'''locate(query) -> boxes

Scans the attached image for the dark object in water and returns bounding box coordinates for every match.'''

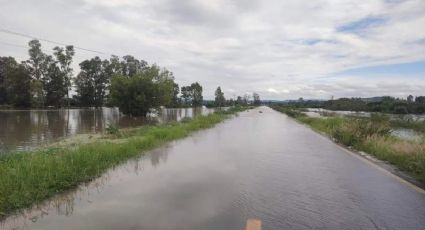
[259,111,263,113]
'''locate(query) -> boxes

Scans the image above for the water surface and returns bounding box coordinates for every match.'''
[2,107,425,230]
[0,107,215,153]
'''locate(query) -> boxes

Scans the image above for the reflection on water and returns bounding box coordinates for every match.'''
[305,108,425,121]
[0,107,215,153]
[0,144,170,230]
[391,128,423,141]
[1,107,425,230]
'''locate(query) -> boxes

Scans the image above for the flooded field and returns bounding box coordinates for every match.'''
[305,108,425,121]
[0,107,215,153]
[2,107,425,230]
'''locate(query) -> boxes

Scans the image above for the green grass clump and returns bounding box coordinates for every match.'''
[0,107,249,218]
[271,105,425,183]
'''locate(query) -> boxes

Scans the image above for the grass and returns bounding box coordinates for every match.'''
[0,106,250,218]
[271,105,425,183]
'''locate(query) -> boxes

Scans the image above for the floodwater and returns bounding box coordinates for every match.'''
[0,107,215,153]
[391,128,423,141]
[2,107,425,229]
[305,108,425,121]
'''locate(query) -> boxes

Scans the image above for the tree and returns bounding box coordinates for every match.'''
[121,55,147,77]
[168,82,180,107]
[214,86,225,107]
[44,55,67,107]
[53,45,75,107]
[191,82,203,106]
[253,93,261,105]
[407,95,414,103]
[236,96,244,105]
[75,57,110,107]
[181,86,191,105]
[0,57,31,107]
[27,40,47,107]
[110,65,177,116]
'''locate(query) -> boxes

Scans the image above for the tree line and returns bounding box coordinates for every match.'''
[322,96,425,114]
[0,39,261,116]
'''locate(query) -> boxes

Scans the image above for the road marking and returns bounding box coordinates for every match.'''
[246,219,262,230]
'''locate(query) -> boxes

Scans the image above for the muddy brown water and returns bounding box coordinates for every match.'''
[1,107,425,229]
[0,107,215,153]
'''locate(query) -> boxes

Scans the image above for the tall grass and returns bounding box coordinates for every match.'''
[0,106,249,218]
[271,105,425,183]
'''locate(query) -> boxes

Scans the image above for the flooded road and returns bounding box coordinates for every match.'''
[0,107,215,153]
[2,107,425,230]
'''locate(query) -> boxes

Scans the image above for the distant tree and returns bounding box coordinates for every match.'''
[214,86,225,107]
[168,82,180,107]
[27,40,47,107]
[191,82,203,106]
[253,93,261,105]
[121,55,148,77]
[407,95,414,103]
[0,57,10,104]
[181,86,191,105]
[75,57,106,107]
[416,96,425,104]
[43,55,67,107]
[53,45,75,107]
[110,65,176,116]
[236,96,244,105]
[0,57,31,107]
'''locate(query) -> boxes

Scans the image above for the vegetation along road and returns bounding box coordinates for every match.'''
[2,107,424,230]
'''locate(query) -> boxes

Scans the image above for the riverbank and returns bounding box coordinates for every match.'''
[271,105,425,184]
[0,106,251,218]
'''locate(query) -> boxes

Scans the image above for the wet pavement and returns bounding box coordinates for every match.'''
[2,106,425,230]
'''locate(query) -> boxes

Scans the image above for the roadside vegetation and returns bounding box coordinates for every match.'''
[0,106,250,218]
[271,105,425,183]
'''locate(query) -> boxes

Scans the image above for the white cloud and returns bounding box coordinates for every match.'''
[0,0,424,99]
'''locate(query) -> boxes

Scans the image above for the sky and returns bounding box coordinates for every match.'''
[0,0,425,100]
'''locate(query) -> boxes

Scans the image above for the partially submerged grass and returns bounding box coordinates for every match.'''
[0,106,249,218]
[271,105,425,183]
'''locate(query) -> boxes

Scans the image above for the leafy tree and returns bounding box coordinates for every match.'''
[191,82,203,106]
[253,93,261,105]
[110,65,176,116]
[236,96,244,105]
[181,86,191,105]
[0,57,31,107]
[214,86,225,107]
[75,57,110,107]
[43,55,67,107]
[121,55,148,77]
[407,95,414,103]
[53,45,75,107]
[170,82,180,107]
[27,40,47,107]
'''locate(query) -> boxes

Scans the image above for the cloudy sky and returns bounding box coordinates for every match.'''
[1,0,425,100]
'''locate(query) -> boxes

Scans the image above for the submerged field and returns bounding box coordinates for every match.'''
[0,106,250,218]
[271,106,425,184]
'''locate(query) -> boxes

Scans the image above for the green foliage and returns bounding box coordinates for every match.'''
[214,86,225,107]
[105,123,120,135]
[0,57,31,107]
[0,106,249,218]
[253,93,261,105]
[323,96,425,114]
[180,82,203,107]
[109,65,177,116]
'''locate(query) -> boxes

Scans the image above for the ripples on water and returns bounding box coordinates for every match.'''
[0,107,216,153]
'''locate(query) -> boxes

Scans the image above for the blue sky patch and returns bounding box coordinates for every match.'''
[336,60,425,77]
[337,16,386,34]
